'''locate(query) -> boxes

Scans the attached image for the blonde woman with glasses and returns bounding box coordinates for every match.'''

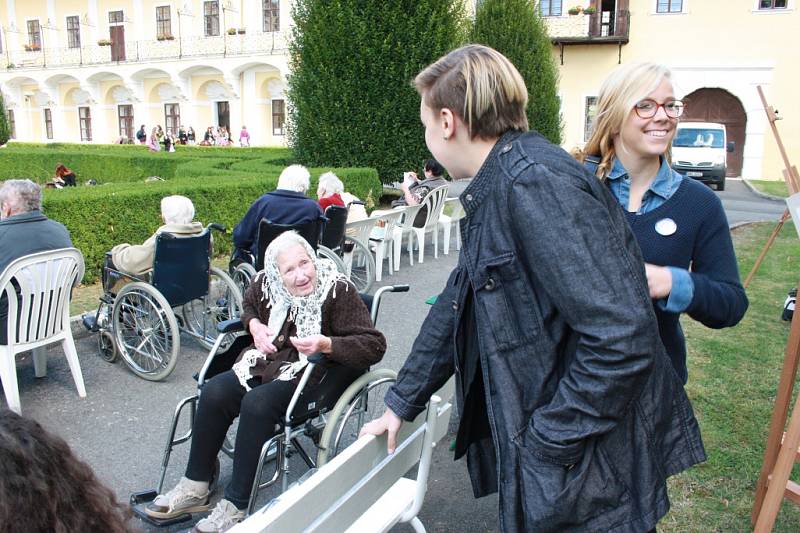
[574,62,747,386]
[362,46,706,532]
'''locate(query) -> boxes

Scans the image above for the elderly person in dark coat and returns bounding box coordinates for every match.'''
[0,180,72,344]
[232,165,323,266]
[145,230,386,532]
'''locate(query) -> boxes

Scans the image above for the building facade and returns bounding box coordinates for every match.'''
[0,1,797,181]
[543,0,798,180]
[0,0,289,147]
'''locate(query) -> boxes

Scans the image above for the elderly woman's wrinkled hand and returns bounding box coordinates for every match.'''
[249,319,277,354]
[289,334,332,355]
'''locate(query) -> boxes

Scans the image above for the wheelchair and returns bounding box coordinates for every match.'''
[322,203,376,294]
[91,223,243,381]
[130,283,408,526]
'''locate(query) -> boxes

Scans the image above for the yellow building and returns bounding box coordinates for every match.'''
[0,0,289,146]
[542,0,798,180]
[1,0,797,181]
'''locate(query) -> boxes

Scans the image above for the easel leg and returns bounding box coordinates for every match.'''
[744,210,790,289]
[752,279,800,523]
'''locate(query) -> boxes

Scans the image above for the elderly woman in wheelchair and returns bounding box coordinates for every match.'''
[144,230,386,532]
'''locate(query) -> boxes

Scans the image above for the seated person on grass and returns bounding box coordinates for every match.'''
[231,165,323,266]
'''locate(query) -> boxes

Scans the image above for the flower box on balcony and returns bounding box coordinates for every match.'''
[24,44,41,52]
[227,28,237,35]
[568,7,582,15]
[583,7,597,14]
[237,28,246,34]
[98,39,112,46]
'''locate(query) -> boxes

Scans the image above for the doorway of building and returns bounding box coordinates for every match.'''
[216,101,230,131]
[109,11,126,62]
[118,104,133,141]
[681,88,746,176]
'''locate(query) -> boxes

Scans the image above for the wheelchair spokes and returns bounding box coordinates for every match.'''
[181,267,243,349]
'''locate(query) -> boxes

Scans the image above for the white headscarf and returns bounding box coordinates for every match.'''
[233,233,348,390]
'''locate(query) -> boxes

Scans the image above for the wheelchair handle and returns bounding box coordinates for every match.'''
[388,284,409,293]
[207,223,227,233]
[347,200,366,206]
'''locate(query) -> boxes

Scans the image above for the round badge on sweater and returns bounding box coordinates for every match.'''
[655,218,677,236]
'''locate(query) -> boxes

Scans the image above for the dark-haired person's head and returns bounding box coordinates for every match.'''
[423,159,444,178]
[0,409,134,533]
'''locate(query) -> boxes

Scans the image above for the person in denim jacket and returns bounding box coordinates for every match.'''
[574,63,747,383]
[361,45,706,532]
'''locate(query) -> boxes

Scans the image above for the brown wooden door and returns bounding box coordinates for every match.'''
[110,26,126,62]
[682,88,746,176]
[217,101,230,131]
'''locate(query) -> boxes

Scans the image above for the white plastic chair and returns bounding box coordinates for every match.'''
[0,248,86,414]
[404,185,449,265]
[368,210,405,282]
[391,204,424,272]
[438,197,466,255]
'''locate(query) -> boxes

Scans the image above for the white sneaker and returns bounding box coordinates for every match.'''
[144,478,210,519]
[192,499,246,533]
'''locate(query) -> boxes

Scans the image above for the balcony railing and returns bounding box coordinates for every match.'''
[546,10,630,43]
[4,32,288,70]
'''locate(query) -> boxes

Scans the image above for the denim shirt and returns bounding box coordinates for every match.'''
[604,157,693,314]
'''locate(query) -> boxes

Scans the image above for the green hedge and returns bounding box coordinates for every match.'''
[16,144,382,283]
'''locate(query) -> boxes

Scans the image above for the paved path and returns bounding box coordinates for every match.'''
[3,176,781,532]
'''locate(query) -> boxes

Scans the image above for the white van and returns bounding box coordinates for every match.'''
[671,122,734,191]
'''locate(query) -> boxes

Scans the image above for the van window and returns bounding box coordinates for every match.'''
[673,128,724,149]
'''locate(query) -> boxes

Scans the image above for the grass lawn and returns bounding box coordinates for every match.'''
[661,221,800,531]
[67,220,800,530]
[747,179,791,198]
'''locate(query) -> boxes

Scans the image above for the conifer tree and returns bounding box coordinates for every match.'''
[472,0,562,144]
[288,0,466,182]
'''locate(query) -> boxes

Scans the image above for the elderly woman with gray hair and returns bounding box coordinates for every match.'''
[110,195,203,276]
[145,230,386,532]
[316,171,368,226]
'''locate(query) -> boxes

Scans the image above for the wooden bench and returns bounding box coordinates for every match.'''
[230,379,454,532]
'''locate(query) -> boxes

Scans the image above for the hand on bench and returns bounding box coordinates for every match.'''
[360,408,404,454]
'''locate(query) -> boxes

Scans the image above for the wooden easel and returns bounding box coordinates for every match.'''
[743,86,800,288]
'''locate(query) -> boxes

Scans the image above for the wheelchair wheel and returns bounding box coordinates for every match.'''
[317,246,347,276]
[343,237,375,293]
[112,282,180,381]
[98,330,118,363]
[182,267,243,349]
[316,368,397,466]
[232,262,257,296]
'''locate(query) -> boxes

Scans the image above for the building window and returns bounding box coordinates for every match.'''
[165,103,180,134]
[27,20,42,48]
[79,107,92,141]
[156,6,172,38]
[66,16,81,48]
[272,99,285,136]
[263,0,280,32]
[204,1,220,36]
[656,0,683,13]
[540,0,563,16]
[584,96,598,142]
[118,105,134,140]
[759,0,787,8]
[109,11,124,24]
[7,110,15,139]
[44,108,53,139]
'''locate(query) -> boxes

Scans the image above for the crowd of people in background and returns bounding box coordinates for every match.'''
[135,124,252,152]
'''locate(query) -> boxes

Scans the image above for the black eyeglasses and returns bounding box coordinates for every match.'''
[633,99,685,119]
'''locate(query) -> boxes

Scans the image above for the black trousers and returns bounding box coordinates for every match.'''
[185,369,296,509]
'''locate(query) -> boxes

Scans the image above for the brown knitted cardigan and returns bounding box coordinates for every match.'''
[237,278,386,385]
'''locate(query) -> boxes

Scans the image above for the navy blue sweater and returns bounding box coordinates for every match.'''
[624,178,748,382]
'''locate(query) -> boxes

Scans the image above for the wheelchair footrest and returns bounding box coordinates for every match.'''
[130,490,193,528]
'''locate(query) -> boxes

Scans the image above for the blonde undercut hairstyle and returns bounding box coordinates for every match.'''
[414,44,529,140]
[574,62,674,179]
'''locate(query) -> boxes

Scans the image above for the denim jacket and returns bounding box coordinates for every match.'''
[385,130,706,532]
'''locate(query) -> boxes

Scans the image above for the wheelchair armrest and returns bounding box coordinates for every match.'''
[217,319,245,334]
[208,223,227,233]
[307,352,327,364]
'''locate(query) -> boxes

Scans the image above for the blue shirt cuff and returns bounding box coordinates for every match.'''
[657,267,694,313]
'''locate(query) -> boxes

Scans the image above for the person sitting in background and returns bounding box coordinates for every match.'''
[317,171,346,211]
[148,127,161,152]
[110,195,203,277]
[136,124,147,144]
[178,125,188,145]
[202,126,214,146]
[54,164,77,187]
[0,409,136,533]
[232,165,323,265]
[144,231,386,531]
[391,159,447,209]
[187,126,196,145]
[0,180,72,345]
[239,125,251,147]
[163,130,175,153]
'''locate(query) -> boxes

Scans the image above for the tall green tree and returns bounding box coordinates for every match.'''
[0,93,11,146]
[288,0,467,183]
[471,0,562,144]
